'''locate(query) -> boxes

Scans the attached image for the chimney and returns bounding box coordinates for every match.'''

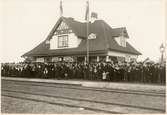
[91,12,98,23]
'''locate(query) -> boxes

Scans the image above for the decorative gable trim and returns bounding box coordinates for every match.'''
[46,17,76,41]
[53,20,72,35]
[57,21,69,30]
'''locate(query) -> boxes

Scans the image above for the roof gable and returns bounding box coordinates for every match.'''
[111,27,129,38]
[45,17,87,41]
[22,17,141,57]
[44,17,130,42]
[56,21,69,31]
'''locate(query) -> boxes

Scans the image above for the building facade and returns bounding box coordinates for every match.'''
[22,16,141,63]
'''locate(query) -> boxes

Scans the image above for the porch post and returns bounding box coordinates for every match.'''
[84,56,87,63]
[97,56,99,62]
[106,56,109,62]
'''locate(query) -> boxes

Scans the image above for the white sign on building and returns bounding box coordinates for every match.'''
[36,58,44,62]
[63,57,74,62]
[52,57,59,62]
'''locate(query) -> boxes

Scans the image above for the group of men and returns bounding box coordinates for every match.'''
[1,61,166,84]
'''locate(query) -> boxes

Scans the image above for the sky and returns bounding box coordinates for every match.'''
[0,0,166,62]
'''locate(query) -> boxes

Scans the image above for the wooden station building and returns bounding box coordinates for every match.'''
[22,15,141,63]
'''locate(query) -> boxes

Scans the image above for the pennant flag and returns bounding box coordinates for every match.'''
[60,0,63,17]
[85,1,89,21]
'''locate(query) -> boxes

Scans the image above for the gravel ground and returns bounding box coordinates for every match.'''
[1,96,98,114]
[2,91,163,114]
[1,80,166,114]
[3,82,165,110]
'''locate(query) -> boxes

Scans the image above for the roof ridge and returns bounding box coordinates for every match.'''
[112,27,126,29]
[63,17,86,24]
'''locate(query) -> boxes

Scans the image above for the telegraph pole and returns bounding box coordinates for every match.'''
[160,43,165,64]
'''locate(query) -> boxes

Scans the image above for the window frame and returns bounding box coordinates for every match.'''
[58,35,69,48]
[88,33,96,39]
[120,36,126,47]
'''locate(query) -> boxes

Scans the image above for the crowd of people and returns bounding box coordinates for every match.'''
[1,61,166,84]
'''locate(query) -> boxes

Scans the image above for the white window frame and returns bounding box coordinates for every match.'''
[120,36,126,47]
[58,35,68,48]
[88,33,96,39]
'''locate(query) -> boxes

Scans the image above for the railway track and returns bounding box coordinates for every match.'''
[2,92,120,114]
[2,79,165,113]
[2,89,165,114]
[2,79,165,97]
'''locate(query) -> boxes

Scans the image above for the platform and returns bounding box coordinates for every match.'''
[1,77,166,92]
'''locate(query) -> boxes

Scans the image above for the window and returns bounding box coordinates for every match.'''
[36,58,44,62]
[58,35,68,48]
[120,36,126,47]
[88,33,96,39]
[114,36,126,47]
[52,57,59,62]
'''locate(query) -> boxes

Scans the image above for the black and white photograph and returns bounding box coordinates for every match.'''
[1,0,166,114]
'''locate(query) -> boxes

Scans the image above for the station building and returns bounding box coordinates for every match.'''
[22,14,141,63]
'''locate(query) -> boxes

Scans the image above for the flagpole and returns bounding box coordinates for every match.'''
[60,0,63,17]
[86,16,89,63]
[86,1,89,63]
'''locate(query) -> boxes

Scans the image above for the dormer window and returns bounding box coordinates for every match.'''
[120,36,126,47]
[114,36,126,47]
[88,33,96,39]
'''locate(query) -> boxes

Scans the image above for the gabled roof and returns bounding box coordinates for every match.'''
[111,27,129,38]
[23,17,141,57]
[46,17,87,40]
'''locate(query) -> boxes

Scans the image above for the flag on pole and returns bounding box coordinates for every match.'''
[85,1,89,21]
[60,0,63,17]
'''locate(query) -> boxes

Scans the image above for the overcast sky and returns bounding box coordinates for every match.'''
[1,0,165,62]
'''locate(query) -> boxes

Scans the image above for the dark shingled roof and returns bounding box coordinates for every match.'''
[23,17,141,57]
[111,27,129,38]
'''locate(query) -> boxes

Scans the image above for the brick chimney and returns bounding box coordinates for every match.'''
[91,12,98,23]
